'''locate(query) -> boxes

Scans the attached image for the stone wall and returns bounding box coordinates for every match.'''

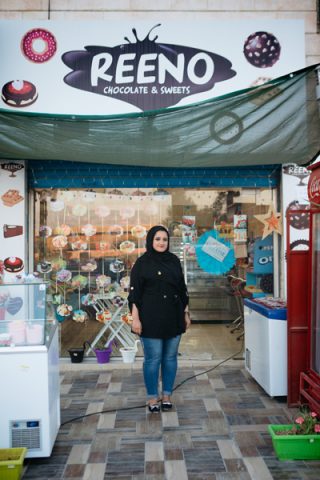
[0,0,319,66]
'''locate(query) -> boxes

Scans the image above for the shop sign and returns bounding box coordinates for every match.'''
[0,19,305,115]
[308,165,320,204]
[62,25,236,110]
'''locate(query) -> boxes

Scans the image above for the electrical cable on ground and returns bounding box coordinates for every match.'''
[61,339,244,427]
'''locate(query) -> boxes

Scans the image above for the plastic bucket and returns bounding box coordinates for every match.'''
[68,347,85,363]
[94,346,112,364]
[119,347,136,363]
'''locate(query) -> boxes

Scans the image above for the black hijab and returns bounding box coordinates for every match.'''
[145,225,171,261]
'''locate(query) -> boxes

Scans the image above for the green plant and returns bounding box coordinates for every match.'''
[275,406,320,436]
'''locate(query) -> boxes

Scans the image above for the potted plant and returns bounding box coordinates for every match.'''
[268,406,320,460]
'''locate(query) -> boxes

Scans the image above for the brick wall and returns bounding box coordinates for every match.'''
[0,0,319,65]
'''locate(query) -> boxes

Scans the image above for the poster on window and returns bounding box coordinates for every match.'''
[234,214,247,242]
[182,215,196,244]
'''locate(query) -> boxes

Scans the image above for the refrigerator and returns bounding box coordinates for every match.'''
[0,281,60,458]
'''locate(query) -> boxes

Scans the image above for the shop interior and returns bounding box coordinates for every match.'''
[32,186,276,359]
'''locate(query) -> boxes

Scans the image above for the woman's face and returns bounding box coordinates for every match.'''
[152,230,169,253]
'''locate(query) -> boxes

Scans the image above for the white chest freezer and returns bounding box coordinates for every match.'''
[244,297,287,397]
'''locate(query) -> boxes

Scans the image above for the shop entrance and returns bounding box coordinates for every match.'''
[32,186,276,359]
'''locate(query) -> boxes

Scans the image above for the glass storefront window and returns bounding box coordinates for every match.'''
[32,187,276,356]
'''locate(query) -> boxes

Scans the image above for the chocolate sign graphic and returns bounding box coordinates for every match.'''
[62,24,236,110]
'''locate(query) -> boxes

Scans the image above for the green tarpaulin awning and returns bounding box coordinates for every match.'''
[0,64,319,168]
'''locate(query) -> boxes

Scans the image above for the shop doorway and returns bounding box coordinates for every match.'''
[32,186,276,358]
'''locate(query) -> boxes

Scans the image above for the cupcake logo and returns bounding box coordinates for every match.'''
[62,24,236,111]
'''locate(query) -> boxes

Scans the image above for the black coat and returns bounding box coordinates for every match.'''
[128,252,189,339]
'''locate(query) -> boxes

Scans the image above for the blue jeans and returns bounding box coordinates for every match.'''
[140,335,181,399]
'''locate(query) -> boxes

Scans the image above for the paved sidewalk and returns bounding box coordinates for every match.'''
[23,361,320,479]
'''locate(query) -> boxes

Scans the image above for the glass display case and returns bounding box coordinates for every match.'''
[0,281,56,348]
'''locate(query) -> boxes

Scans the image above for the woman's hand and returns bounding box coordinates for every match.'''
[184,311,191,330]
[131,318,142,335]
[131,304,142,335]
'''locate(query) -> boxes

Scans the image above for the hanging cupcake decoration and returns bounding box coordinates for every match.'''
[97,240,110,251]
[120,206,135,219]
[72,204,87,217]
[39,225,52,238]
[56,269,72,283]
[71,274,88,290]
[96,274,111,289]
[121,312,133,325]
[71,239,88,250]
[96,309,112,323]
[146,203,158,216]
[112,295,125,308]
[81,223,97,237]
[120,275,130,290]
[81,259,97,272]
[81,293,96,306]
[51,257,67,271]
[52,235,68,249]
[119,240,135,254]
[108,225,124,236]
[73,309,88,323]
[49,199,65,212]
[109,259,125,273]
[95,205,110,218]
[59,190,76,202]
[37,261,52,274]
[54,224,72,236]
[56,303,73,322]
[131,225,147,239]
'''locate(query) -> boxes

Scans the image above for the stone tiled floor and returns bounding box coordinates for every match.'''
[22,360,320,479]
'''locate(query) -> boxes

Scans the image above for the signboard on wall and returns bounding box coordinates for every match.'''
[0,161,26,281]
[0,19,305,115]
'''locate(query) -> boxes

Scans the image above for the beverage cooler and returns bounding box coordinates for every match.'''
[0,281,60,458]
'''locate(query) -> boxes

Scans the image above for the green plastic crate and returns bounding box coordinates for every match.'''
[0,448,27,480]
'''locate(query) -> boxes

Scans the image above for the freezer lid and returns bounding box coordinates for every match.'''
[244,298,287,320]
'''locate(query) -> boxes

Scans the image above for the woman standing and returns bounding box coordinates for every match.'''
[128,225,191,412]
